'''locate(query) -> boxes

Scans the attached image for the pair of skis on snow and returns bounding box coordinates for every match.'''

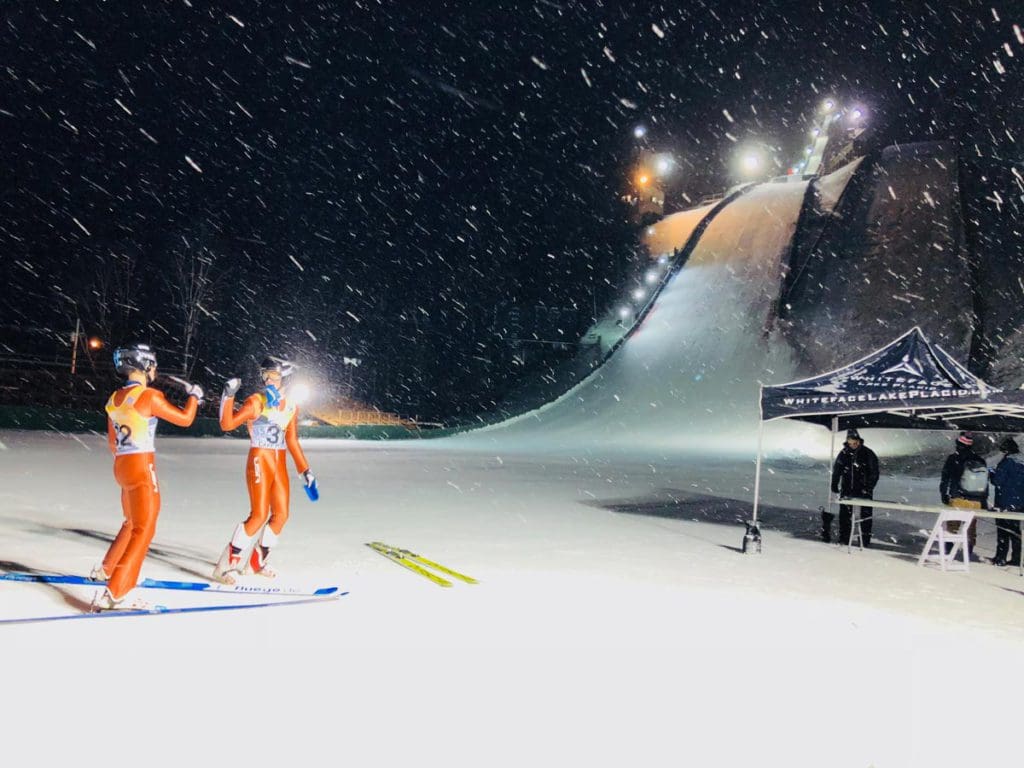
[0,571,345,624]
[366,542,478,588]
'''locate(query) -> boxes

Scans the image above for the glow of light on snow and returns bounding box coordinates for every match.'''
[114,98,132,115]
[288,254,305,272]
[1004,42,1014,58]
[184,155,203,173]
[619,97,637,109]
[993,58,1006,74]
[603,46,615,63]
[991,7,1000,21]
[72,217,91,236]
[303,330,317,342]
[235,101,253,118]
[227,13,244,27]
[345,310,360,322]
[651,23,665,38]
[580,68,591,87]
[1015,24,1024,44]
[530,56,548,70]
[722,108,734,123]
[139,128,158,144]
[285,55,312,69]
[888,185,897,200]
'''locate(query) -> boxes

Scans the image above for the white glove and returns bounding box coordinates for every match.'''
[303,469,316,487]
[185,382,204,402]
[222,378,241,398]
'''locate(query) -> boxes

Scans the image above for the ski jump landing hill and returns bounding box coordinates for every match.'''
[454,142,998,461]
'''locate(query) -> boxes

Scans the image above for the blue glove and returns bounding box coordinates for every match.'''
[302,470,319,502]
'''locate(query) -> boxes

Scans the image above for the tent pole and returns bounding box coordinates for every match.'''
[752,420,765,523]
[745,384,766,554]
[827,416,838,515]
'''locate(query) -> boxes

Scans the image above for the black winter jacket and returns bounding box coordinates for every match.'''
[831,443,880,497]
[940,443,988,504]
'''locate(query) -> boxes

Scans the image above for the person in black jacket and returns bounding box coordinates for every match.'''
[828,429,880,546]
[991,436,1024,566]
[939,431,988,555]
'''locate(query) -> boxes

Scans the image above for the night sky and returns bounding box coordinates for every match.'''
[1,1,1019,420]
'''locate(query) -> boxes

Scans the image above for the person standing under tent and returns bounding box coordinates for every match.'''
[212,357,317,584]
[93,343,203,611]
[939,431,988,557]
[828,429,880,546]
[990,436,1024,567]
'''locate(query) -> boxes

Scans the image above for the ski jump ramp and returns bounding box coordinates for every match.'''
[455,177,823,458]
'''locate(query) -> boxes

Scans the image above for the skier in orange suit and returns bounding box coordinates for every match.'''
[213,356,316,584]
[93,343,203,611]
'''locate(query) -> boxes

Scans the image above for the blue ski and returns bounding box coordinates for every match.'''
[0,571,339,597]
[0,593,346,626]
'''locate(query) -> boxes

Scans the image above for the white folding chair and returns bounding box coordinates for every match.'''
[847,506,865,553]
[917,510,975,572]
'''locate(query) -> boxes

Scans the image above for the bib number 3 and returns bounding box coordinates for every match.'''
[266,425,282,445]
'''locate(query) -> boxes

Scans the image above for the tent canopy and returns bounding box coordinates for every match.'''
[760,326,1024,432]
[750,326,1024,528]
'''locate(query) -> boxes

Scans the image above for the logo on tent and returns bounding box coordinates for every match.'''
[879,354,927,381]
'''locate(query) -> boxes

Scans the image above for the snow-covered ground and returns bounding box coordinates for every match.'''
[3,430,1023,768]
[6,176,1019,767]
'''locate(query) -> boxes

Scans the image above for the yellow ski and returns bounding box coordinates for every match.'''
[367,542,452,587]
[366,542,477,587]
[399,550,479,584]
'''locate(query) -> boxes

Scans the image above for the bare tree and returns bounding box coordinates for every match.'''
[111,251,139,332]
[162,235,222,378]
[83,251,139,343]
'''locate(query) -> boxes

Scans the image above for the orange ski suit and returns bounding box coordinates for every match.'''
[219,391,309,539]
[103,383,198,600]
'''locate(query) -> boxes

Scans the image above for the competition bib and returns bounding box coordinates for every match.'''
[248,394,295,450]
[106,385,157,455]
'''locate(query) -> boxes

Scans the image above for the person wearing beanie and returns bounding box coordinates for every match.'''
[939,431,988,556]
[827,429,880,546]
[991,436,1024,566]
